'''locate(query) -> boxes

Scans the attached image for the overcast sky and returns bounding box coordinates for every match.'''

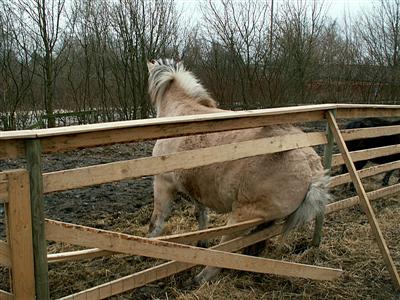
[177,0,377,24]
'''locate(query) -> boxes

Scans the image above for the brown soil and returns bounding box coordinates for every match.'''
[0,122,399,299]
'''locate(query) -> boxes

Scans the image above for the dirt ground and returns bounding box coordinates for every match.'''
[0,122,400,299]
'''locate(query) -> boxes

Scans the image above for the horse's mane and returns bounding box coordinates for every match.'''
[148,59,216,108]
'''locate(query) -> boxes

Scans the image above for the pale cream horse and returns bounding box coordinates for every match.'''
[146,58,330,283]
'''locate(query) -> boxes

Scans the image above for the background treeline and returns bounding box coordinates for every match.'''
[1,0,399,130]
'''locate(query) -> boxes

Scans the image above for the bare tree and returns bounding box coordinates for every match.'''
[0,0,37,129]
[275,0,327,103]
[356,0,400,102]
[16,0,67,127]
[110,0,180,118]
[201,0,272,107]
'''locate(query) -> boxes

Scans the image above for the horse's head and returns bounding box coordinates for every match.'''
[146,58,216,112]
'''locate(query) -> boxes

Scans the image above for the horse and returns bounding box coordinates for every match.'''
[146,58,331,283]
[343,117,400,186]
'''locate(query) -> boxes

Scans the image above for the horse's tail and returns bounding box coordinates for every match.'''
[283,172,331,233]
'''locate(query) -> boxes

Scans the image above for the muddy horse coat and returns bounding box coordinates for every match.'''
[146,59,331,283]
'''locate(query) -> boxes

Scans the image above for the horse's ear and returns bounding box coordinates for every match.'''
[198,98,217,108]
[147,60,156,72]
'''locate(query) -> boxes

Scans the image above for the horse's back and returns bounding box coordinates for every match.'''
[155,124,321,217]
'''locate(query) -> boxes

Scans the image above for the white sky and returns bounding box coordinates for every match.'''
[177,0,377,24]
[326,0,375,21]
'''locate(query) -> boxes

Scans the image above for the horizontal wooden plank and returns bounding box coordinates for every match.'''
[58,224,285,300]
[332,144,400,167]
[330,160,400,187]
[48,248,111,264]
[3,103,399,142]
[0,289,14,300]
[0,240,11,267]
[336,106,400,119]
[43,132,327,193]
[326,182,400,214]
[48,218,264,264]
[0,140,25,160]
[39,110,325,154]
[0,104,336,141]
[0,181,8,203]
[45,219,341,281]
[342,125,400,141]
[1,104,400,159]
[0,111,326,160]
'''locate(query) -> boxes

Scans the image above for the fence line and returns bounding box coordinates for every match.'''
[1,103,400,298]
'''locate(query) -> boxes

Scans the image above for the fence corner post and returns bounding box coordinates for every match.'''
[25,139,50,300]
[312,109,336,247]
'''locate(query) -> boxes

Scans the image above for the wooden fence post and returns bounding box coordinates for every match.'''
[25,139,50,300]
[6,169,36,298]
[312,109,336,246]
[326,111,400,290]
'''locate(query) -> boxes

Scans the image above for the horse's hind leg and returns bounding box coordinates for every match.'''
[194,215,248,284]
[242,221,273,256]
[195,203,208,247]
[148,174,177,238]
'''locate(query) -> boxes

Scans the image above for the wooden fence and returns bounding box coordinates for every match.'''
[0,103,400,299]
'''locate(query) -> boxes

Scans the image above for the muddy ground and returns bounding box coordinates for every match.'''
[0,122,399,299]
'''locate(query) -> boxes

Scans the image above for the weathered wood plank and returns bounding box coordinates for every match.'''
[330,160,400,187]
[327,111,400,290]
[336,106,400,119]
[25,140,49,300]
[0,240,11,267]
[43,132,327,193]
[0,140,25,160]
[0,104,335,140]
[45,219,342,282]
[40,110,325,154]
[0,289,14,300]
[342,125,400,141]
[326,183,400,214]
[0,181,8,203]
[331,144,400,167]
[1,104,400,159]
[48,248,112,264]
[6,170,36,299]
[48,218,264,264]
[58,225,285,300]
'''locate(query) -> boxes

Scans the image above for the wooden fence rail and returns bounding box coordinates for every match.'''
[1,104,400,299]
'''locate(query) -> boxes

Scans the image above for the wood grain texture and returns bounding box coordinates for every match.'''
[330,160,400,187]
[45,219,342,282]
[48,218,264,264]
[0,181,8,203]
[0,240,11,267]
[0,289,14,300]
[5,170,35,299]
[327,111,400,290]
[341,125,400,141]
[25,140,49,300]
[331,144,400,167]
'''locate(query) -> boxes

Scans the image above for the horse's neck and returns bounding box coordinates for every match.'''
[157,99,214,117]
[156,86,217,117]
